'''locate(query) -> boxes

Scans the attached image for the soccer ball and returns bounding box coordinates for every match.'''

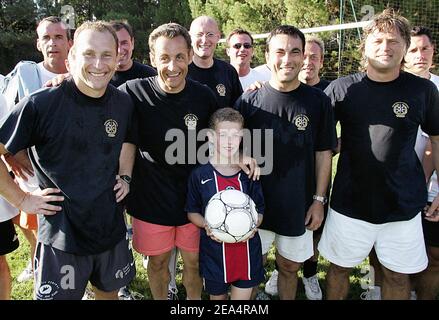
[204,189,259,243]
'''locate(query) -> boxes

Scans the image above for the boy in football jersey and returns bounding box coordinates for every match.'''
[186,107,264,300]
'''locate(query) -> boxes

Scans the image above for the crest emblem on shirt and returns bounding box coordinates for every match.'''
[184,114,198,130]
[293,114,309,131]
[104,119,118,137]
[216,84,226,97]
[392,102,409,118]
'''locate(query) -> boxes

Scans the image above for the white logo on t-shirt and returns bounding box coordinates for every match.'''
[201,178,212,185]
[293,114,309,131]
[392,102,409,118]
[104,119,118,137]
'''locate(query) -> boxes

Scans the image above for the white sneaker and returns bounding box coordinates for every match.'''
[118,286,144,300]
[360,286,381,300]
[302,274,323,300]
[142,255,149,269]
[167,287,178,300]
[255,291,271,300]
[264,269,279,296]
[82,287,95,300]
[410,290,417,300]
[17,261,34,283]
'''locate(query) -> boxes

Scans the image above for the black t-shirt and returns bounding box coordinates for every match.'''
[235,83,336,236]
[118,77,218,226]
[111,60,156,87]
[0,79,134,255]
[326,72,439,224]
[314,79,331,91]
[188,58,243,108]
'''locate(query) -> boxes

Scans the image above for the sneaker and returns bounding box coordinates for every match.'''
[167,287,178,300]
[302,275,322,300]
[126,226,133,240]
[264,269,278,296]
[82,287,95,300]
[410,290,417,300]
[142,255,149,269]
[360,286,381,300]
[118,286,144,300]
[17,261,34,283]
[255,291,271,300]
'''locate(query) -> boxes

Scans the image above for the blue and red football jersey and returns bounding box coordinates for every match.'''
[186,163,265,284]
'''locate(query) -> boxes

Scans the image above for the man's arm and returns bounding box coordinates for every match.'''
[3,149,34,181]
[0,145,28,207]
[425,135,439,222]
[114,142,136,203]
[305,150,332,230]
[0,144,63,214]
[422,139,434,182]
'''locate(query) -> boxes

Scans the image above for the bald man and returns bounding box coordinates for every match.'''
[188,16,242,108]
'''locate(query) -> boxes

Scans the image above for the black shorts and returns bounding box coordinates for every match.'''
[34,234,136,300]
[423,202,439,247]
[0,219,19,256]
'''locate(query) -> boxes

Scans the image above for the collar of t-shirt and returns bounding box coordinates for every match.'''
[265,81,303,95]
[152,76,188,99]
[63,78,111,106]
[37,62,59,84]
[364,72,405,87]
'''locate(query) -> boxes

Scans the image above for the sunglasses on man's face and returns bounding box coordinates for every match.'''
[232,43,252,49]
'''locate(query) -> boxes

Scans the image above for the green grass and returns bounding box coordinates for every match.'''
[8,230,369,300]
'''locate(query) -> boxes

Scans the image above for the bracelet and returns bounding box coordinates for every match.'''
[17,192,29,209]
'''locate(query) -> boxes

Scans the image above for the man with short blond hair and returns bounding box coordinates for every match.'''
[1,15,73,285]
[299,35,330,90]
[0,20,136,300]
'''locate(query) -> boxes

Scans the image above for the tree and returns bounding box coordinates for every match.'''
[188,0,329,66]
[0,0,39,74]
[154,0,192,29]
[1,0,437,76]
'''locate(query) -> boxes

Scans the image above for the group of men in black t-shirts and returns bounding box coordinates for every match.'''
[0,8,438,301]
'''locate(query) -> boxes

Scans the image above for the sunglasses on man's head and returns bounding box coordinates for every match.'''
[232,43,252,49]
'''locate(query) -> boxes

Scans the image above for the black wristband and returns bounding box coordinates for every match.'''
[119,175,131,184]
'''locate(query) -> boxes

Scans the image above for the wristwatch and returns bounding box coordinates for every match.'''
[313,195,327,205]
[119,175,132,185]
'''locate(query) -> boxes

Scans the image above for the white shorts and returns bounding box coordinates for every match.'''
[318,208,428,274]
[259,228,313,263]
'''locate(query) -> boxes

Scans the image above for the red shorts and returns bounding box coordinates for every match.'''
[132,218,200,256]
[13,211,38,230]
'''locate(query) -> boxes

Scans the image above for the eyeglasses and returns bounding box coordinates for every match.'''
[232,43,252,49]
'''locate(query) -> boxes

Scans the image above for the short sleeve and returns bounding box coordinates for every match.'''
[230,69,243,106]
[315,95,337,151]
[0,96,38,154]
[421,83,439,136]
[118,83,139,146]
[185,170,202,214]
[248,180,264,215]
